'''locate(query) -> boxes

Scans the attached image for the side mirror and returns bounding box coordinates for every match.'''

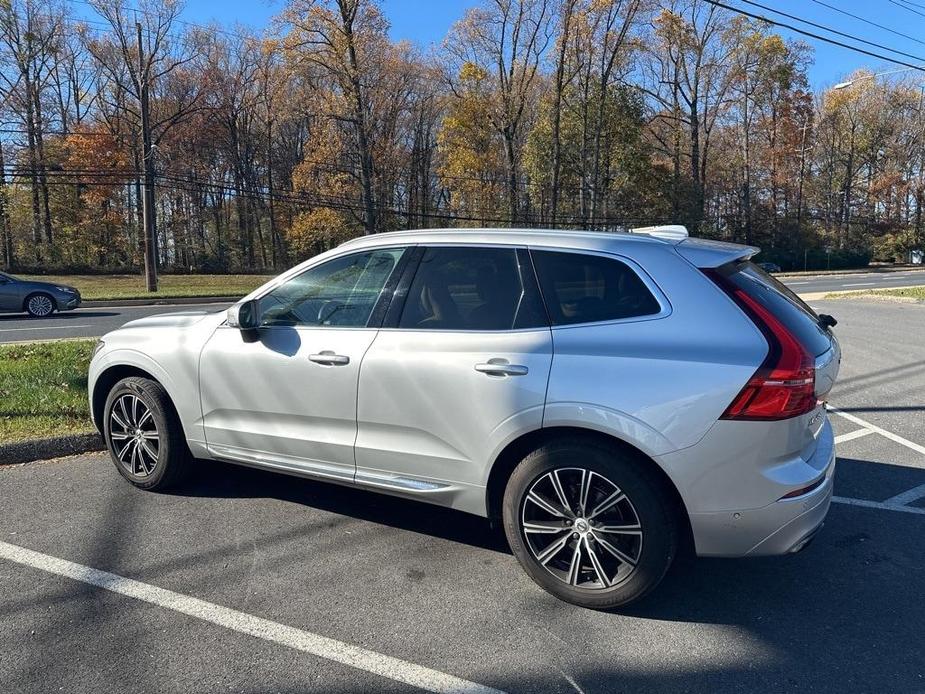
[226,299,259,330]
[818,313,837,329]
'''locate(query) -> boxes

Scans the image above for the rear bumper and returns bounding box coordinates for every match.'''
[689,419,836,557]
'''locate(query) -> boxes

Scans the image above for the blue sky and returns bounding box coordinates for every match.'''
[86,0,925,90]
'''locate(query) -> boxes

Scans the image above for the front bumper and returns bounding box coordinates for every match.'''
[689,420,836,557]
[60,292,81,310]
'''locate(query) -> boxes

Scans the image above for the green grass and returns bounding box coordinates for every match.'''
[20,274,273,301]
[825,286,925,301]
[0,339,96,443]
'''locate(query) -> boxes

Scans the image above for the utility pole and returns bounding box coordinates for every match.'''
[137,20,157,292]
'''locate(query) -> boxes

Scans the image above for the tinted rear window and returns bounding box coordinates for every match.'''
[532,250,661,326]
[726,262,832,356]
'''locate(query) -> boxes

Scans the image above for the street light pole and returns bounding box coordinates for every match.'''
[833,64,925,90]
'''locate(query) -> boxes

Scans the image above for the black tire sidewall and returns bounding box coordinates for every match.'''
[502,439,677,610]
[103,377,184,490]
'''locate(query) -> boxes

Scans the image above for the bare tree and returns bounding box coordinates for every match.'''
[446,0,553,224]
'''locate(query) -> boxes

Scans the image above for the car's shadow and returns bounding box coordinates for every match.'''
[169,456,925,690]
[175,458,510,553]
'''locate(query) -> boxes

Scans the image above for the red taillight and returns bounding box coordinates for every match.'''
[706,270,817,421]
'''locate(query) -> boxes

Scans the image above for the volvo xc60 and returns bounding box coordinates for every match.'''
[88,227,840,608]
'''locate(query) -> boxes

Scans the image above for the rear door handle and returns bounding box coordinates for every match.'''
[475,361,529,377]
[309,351,350,366]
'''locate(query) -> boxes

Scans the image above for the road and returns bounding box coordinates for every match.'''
[1,297,924,693]
[0,302,231,344]
[781,269,925,295]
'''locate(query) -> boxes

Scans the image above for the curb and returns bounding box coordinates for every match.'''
[81,296,239,308]
[0,433,105,466]
[777,266,925,279]
[799,284,924,301]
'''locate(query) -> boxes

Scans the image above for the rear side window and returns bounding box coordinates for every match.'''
[399,246,545,330]
[531,250,661,326]
[723,261,832,356]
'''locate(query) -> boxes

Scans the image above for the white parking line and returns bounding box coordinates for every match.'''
[832,496,925,516]
[883,483,925,506]
[0,540,505,694]
[829,406,925,457]
[841,282,876,287]
[829,406,925,516]
[834,429,875,444]
[0,324,91,332]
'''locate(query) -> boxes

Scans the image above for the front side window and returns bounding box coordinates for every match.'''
[257,248,405,328]
[399,246,544,330]
[532,250,661,326]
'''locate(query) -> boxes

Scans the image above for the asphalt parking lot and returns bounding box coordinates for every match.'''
[1,297,924,693]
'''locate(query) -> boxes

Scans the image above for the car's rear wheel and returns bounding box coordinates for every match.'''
[103,376,191,490]
[25,292,55,317]
[502,438,678,609]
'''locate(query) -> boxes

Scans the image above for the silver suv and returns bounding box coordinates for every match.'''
[88,228,840,609]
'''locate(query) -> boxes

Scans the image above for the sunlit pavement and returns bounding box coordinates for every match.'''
[1,298,923,693]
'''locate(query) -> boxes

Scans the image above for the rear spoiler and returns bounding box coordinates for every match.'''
[675,237,760,269]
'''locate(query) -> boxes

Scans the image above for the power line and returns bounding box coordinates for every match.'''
[63,0,263,44]
[889,0,925,19]
[738,0,925,64]
[703,0,925,72]
[809,0,925,48]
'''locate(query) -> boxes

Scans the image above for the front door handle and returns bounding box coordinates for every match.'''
[475,360,529,377]
[309,351,350,366]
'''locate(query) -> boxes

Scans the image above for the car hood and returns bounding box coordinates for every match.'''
[21,280,78,292]
[120,310,220,331]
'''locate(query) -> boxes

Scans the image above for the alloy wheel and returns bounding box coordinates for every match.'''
[521,467,643,589]
[109,394,160,477]
[27,294,53,317]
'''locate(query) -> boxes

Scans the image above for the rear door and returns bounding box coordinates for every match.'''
[354,245,552,507]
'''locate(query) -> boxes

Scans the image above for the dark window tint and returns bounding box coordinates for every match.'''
[399,246,544,330]
[531,250,661,325]
[258,248,404,328]
[725,261,832,356]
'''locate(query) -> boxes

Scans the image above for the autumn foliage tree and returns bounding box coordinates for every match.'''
[0,0,922,274]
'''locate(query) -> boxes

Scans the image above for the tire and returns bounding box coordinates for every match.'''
[103,376,191,491]
[25,292,55,317]
[502,438,678,610]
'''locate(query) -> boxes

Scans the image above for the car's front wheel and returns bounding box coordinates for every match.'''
[25,292,55,317]
[103,376,191,490]
[502,438,678,609]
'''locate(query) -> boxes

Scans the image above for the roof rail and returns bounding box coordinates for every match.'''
[629,224,689,242]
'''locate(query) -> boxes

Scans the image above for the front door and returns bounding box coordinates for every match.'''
[0,274,21,311]
[199,247,407,481]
